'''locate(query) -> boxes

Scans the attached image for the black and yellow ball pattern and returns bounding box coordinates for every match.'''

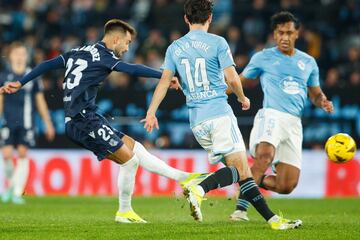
[325,133,357,163]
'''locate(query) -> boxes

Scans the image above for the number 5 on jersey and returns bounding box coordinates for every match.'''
[64,58,88,89]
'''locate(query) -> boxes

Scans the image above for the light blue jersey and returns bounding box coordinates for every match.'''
[162,30,235,127]
[243,47,320,117]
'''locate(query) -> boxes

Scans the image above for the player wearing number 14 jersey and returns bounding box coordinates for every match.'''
[143,0,301,229]
[0,19,202,223]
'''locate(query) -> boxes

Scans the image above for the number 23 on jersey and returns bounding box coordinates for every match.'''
[64,58,88,90]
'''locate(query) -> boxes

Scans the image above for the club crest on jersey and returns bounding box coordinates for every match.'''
[109,138,119,147]
[297,60,305,71]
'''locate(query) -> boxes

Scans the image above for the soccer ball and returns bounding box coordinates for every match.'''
[325,133,357,163]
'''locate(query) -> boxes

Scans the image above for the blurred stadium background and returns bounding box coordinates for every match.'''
[0,0,359,198]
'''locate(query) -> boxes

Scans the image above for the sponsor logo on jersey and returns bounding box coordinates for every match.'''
[186,90,218,101]
[109,139,119,147]
[281,76,301,95]
[272,60,280,66]
[63,95,72,102]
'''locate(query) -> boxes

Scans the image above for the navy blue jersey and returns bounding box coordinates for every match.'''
[19,41,161,119]
[0,68,43,128]
[60,42,128,117]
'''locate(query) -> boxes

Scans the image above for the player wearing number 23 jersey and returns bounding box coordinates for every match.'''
[1,20,205,223]
[12,27,162,160]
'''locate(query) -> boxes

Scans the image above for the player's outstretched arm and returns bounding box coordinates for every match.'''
[114,61,181,89]
[224,66,250,110]
[0,56,64,94]
[141,69,174,133]
[113,61,162,79]
[308,86,334,113]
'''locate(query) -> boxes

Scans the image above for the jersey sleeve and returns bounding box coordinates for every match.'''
[218,37,235,70]
[20,56,64,86]
[60,50,74,67]
[161,45,176,73]
[101,51,123,70]
[113,61,162,78]
[242,51,263,79]
[307,58,320,87]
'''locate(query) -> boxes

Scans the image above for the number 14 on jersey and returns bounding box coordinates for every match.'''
[181,58,210,92]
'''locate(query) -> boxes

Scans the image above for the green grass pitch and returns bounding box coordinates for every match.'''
[1,196,359,240]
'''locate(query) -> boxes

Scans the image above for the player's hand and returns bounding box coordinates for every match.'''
[237,96,250,110]
[321,98,334,113]
[0,81,22,94]
[45,123,55,141]
[140,114,159,133]
[169,77,182,90]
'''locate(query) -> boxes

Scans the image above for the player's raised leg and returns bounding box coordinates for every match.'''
[116,134,207,221]
[122,135,194,182]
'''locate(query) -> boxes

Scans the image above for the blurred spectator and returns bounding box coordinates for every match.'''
[85,26,100,45]
[155,133,171,149]
[169,30,182,42]
[349,71,360,86]
[325,68,343,88]
[62,35,80,53]
[211,0,232,33]
[338,46,360,81]
[46,36,62,59]
[139,29,167,56]
[107,72,131,89]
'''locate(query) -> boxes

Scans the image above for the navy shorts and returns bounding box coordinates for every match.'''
[0,125,35,147]
[65,110,124,160]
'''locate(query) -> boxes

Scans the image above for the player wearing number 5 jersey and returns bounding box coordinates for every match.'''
[230,11,334,222]
[0,19,202,223]
[143,0,301,230]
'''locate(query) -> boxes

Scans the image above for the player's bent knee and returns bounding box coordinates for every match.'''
[255,143,275,165]
[256,152,273,165]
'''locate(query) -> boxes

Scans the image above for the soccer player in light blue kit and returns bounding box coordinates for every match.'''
[230,11,334,222]
[143,0,301,230]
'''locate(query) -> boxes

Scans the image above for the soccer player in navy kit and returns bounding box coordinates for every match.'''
[0,19,201,222]
[0,42,55,204]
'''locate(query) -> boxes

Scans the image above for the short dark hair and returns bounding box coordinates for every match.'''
[104,19,136,37]
[184,0,213,25]
[270,11,300,31]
